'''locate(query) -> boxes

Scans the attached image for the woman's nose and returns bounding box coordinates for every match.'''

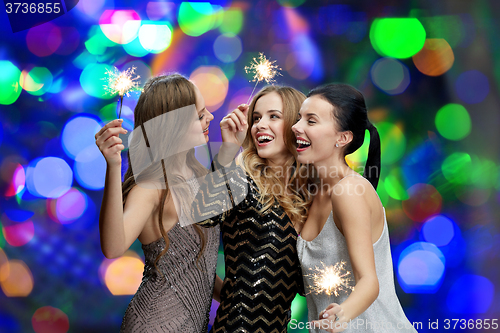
[292,122,302,134]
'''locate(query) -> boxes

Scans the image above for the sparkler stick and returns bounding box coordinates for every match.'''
[305,261,354,297]
[103,66,141,119]
[244,53,282,104]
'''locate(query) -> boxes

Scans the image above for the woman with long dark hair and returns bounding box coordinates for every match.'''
[95,74,221,332]
[292,83,416,332]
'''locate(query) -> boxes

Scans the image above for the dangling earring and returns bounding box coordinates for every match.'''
[335,143,339,147]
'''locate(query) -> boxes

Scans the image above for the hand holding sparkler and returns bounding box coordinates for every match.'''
[103,66,141,119]
[244,53,282,104]
[306,261,353,332]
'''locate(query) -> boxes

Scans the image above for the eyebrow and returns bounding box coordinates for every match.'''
[253,109,282,114]
[197,107,206,113]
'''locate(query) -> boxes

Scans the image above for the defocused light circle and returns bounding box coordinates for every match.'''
[0,260,34,297]
[74,146,106,190]
[447,275,494,313]
[435,103,471,141]
[422,215,455,247]
[80,63,116,99]
[413,38,454,76]
[0,61,22,105]
[138,22,173,54]
[26,157,73,198]
[32,306,69,333]
[61,116,101,159]
[178,2,216,37]
[20,67,53,96]
[370,18,426,59]
[441,152,471,184]
[2,221,34,247]
[384,167,409,200]
[213,33,242,63]
[370,58,410,95]
[397,242,445,293]
[104,256,144,295]
[402,183,442,222]
[56,188,88,224]
[99,10,141,44]
[26,22,62,57]
[377,122,406,165]
[190,66,228,111]
[455,70,490,104]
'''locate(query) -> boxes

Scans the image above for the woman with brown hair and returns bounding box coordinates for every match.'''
[95,74,222,332]
[192,86,312,333]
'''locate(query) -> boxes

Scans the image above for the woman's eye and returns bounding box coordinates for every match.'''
[253,117,260,122]
[271,115,280,119]
[308,120,316,124]
[199,114,204,120]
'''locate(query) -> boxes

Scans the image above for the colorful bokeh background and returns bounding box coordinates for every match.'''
[1,0,499,332]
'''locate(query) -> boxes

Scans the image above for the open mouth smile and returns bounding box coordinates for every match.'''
[256,133,274,147]
[296,137,311,152]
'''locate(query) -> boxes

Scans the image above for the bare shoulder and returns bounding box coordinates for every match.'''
[125,182,162,213]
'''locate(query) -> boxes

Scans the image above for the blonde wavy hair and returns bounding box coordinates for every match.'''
[241,86,312,226]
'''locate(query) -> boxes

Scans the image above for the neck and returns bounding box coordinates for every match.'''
[312,153,356,187]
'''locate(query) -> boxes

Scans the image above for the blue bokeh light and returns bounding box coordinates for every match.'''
[61,115,102,160]
[397,242,446,293]
[447,274,494,313]
[422,215,455,247]
[25,157,73,198]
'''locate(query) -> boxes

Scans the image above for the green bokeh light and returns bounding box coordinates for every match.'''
[123,36,149,58]
[376,178,390,206]
[419,16,464,48]
[470,156,498,189]
[25,67,53,96]
[441,152,471,184]
[384,167,409,200]
[219,9,243,34]
[348,129,370,165]
[377,122,406,165]
[86,26,117,56]
[138,22,173,54]
[80,63,116,99]
[370,18,426,59]
[289,294,308,332]
[435,103,471,141]
[100,103,119,123]
[178,2,218,37]
[0,61,22,105]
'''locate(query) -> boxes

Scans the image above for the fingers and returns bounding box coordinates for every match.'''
[321,303,340,319]
[96,124,127,147]
[221,117,238,132]
[95,119,124,140]
[99,135,124,152]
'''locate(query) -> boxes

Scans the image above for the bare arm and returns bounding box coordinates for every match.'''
[96,119,157,258]
[314,178,379,331]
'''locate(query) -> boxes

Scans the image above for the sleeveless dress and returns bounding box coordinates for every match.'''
[120,176,220,333]
[297,175,417,333]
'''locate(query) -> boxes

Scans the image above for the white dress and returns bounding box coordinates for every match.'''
[296,175,417,332]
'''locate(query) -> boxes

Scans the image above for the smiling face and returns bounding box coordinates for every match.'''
[250,92,291,165]
[292,95,340,165]
[194,83,213,142]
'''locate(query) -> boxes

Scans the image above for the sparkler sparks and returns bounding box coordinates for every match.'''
[244,53,282,104]
[103,66,141,118]
[306,261,354,297]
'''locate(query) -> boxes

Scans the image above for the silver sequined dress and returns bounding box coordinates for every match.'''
[120,177,220,333]
[297,177,417,332]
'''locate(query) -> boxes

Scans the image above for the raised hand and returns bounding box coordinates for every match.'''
[95,119,128,166]
[220,104,249,146]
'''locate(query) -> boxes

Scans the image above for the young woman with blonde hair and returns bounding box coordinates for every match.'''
[193,86,312,333]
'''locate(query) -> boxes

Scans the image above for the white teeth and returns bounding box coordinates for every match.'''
[296,140,311,146]
[203,127,208,133]
[257,135,274,142]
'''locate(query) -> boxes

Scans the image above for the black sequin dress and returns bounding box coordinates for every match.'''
[193,157,304,333]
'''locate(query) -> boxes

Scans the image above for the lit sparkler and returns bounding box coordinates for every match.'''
[103,66,141,118]
[306,261,354,297]
[244,53,282,104]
